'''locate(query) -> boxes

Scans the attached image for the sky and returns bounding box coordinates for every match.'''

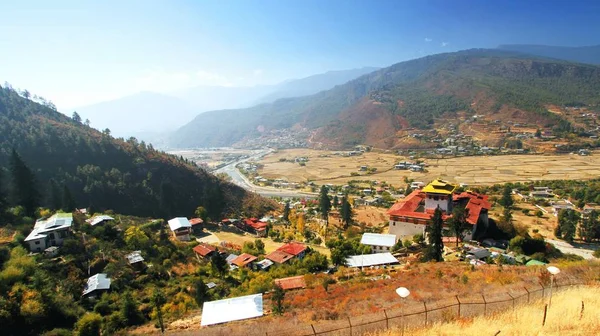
[1,0,599,110]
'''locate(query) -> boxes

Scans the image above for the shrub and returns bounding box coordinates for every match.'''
[535,210,544,217]
[594,249,600,258]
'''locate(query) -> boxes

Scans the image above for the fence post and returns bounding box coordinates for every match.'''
[423,302,428,326]
[384,309,389,330]
[542,304,548,326]
[348,316,352,336]
[580,301,585,320]
[455,295,461,318]
[507,292,515,311]
[524,286,530,304]
[482,294,487,316]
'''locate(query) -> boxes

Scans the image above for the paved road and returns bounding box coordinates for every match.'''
[215,150,316,199]
[545,238,597,260]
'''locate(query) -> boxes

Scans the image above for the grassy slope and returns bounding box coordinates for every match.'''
[376,285,600,336]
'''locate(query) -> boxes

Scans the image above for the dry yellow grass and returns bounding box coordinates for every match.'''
[374,285,600,336]
[258,149,600,187]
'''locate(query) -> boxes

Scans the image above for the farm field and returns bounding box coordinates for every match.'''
[257,149,600,187]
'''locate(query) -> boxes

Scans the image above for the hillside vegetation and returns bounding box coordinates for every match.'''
[0,85,272,219]
[375,285,600,336]
[170,49,600,149]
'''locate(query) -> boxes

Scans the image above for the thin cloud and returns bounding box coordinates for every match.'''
[253,69,264,76]
[441,42,449,47]
[424,38,433,42]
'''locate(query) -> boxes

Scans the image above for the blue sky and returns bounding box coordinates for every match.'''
[1,0,599,110]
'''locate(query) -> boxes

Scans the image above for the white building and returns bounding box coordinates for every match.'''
[168,217,192,241]
[360,233,397,253]
[25,213,73,253]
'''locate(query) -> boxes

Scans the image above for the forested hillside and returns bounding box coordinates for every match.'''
[170,49,600,149]
[0,85,271,219]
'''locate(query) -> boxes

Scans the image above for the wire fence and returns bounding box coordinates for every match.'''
[186,276,585,336]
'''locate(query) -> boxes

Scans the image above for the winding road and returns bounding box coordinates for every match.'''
[215,150,317,199]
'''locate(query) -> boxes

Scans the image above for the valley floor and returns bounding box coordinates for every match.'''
[256,149,600,187]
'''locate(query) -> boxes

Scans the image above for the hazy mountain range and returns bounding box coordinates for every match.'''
[498,44,600,64]
[74,67,379,141]
[169,49,600,150]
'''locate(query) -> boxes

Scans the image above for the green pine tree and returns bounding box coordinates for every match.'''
[319,185,331,223]
[499,185,514,209]
[282,201,290,222]
[47,179,62,211]
[272,283,285,315]
[194,278,209,306]
[120,291,143,326]
[62,184,76,212]
[426,207,444,262]
[448,205,469,247]
[340,195,353,229]
[9,149,39,216]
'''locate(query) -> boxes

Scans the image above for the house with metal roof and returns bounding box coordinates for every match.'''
[86,215,114,226]
[193,243,217,259]
[82,273,111,297]
[125,251,145,270]
[231,253,258,268]
[25,213,73,253]
[168,217,192,241]
[345,253,398,268]
[274,275,306,290]
[360,233,397,253]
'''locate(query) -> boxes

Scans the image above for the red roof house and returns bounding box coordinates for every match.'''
[231,253,258,268]
[189,218,204,226]
[277,242,307,257]
[274,275,306,290]
[193,243,217,258]
[265,250,294,264]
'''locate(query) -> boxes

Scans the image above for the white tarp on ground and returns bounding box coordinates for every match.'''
[201,293,263,326]
[346,252,398,268]
[360,233,397,247]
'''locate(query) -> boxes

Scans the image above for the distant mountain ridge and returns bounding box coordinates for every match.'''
[169,49,600,149]
[74,67,379,143]
[497,44,600,64]
[0,85,273,219]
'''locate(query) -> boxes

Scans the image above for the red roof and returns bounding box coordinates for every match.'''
[244,218,268,230]
[277,242,307,256]
[193,243,216,257]
[231,253,258,267]
[387,190,426,216]
[265,250,294,264]
[454,192,491,225]
[274,275,306,290]
[189,218,204,226]
[388,190,490,226]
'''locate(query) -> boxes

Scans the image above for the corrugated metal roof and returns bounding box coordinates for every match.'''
[87,215,115,226]
[168,217,191,231]
[360,233,396,247]
[274,276,306,290]
[25,213,73,242]
[201,294,263,326]
[82,273,111,296]
[125,251,144,264]
[345,253,398,268]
